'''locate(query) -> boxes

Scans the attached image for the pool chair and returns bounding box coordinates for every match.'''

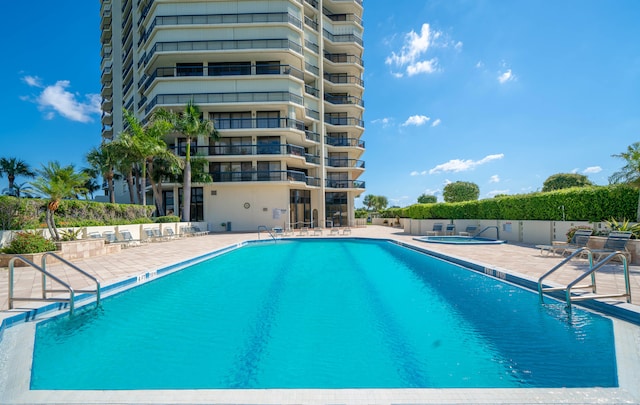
[313,228,323,236]
[191,225,209,236]
[329,227,341,236]
[163,227,179,239]
[297,227,309,236]
[117,230,140,247]
[102,231,118,244]
[87,232,103,239]
[342,227,352,235]
[459,225,478,236]
[586,230,633,262]
[444,224,456,235]
[536,229,593,257]
[425,223,443,236]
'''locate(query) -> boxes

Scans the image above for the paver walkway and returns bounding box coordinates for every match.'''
[1,226,639,322]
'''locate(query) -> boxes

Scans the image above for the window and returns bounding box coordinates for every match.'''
[176,63,203,77]
[257,161,281,181]
[178,187,204,221]
[208,62,251,76]
[211,162,252,182]
[328,152,348,167]
[326,192,348,227]
[256,111,280,128]
[256,61,280,75]
[177,137,198,156]
[213,136,252,155]
[257,136,280,154]
[211,112,251,129]
[162,190,175,216]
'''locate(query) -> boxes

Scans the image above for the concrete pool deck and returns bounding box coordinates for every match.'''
[1,225,639,404]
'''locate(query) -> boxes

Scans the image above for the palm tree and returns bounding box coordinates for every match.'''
[0,157,36,191]
[155,101,219,221]
[121,108,174,209]
[609,142,640,221]
[108,133,140,204]
[30,162,89,240]
[86,144,117,203]
[2,182,36,198]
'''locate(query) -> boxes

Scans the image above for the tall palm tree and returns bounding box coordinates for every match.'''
[108,133,140,204]
[0,157,36,191]
[30,162,89,240]
[121,108,174,208]
[609,142,640,221]
[155,101,219,221]
[86,144,117,203]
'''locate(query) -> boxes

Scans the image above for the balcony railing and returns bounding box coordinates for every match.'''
[324,94,364,107]
[212,170,320,186]
[325,158,365,168]
[304,15,318,31]
[139,12,302,46]
[211,117,305,131]
[324,52,364,67]
[140,64,304,91]
[139,39,303,69]
[170,143,316,159]
[305,130,321,142]
[325,13,363,26]
[326,136,365,148]
[325,179,365,189]
[323,29,363,46]
[324,73,364,87]
[146,91,304,113]
[325,115,365,127]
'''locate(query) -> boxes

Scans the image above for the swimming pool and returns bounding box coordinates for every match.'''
[28,239,617,390]
[414,235,506,244]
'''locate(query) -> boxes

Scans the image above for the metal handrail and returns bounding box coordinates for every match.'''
[537,248,631,309]
[565,251,631,308]
[257,225,277,242]
[41,252,101,308]
[475,226,499,239]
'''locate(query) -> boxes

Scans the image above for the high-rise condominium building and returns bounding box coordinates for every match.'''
[100,0,364,231]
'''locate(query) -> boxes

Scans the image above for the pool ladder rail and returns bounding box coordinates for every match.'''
[8,252,101,315]
[537,247,631,309]
[257,225,279,242]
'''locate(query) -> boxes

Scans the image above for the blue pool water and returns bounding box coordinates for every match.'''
[31,239,617,390]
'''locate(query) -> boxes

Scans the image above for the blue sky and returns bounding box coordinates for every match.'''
[1,1,638,207]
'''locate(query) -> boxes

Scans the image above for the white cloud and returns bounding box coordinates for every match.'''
[372,117,393,128]
[402,115,430,126]
[429,153,504,174]
[410,170,427,176]
[583,166,602,174]
[22,77,101,123]
[385,23,440,77]
[476,61,484,69]
[489,175,500,183]
[498,69,515,84]
[431,118,441,127]
[454,41,463,50]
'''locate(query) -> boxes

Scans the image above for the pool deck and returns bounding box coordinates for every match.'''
[1,225,639,404]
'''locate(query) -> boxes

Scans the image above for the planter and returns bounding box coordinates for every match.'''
[0,251,58,267]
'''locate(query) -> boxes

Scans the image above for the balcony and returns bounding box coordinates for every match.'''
[146,91,304,114]
[170,144,319,164]
[304,15,318,31]
[212,117,305,132]
[325,179,365,189]
[140,64,304,92]
[100,25,112,44]
[324,94,364,107]
[324,73,364,87]
[101,112,113,126]
[211,170,320,187]
[325,158,365,169]
[325,13,362,27]
[323,29,363,47]
[326,136,365,148]
[101,81,113,97]
[101,97,113,111]
[325,115,364,127]
[141,39,303,68]
[324,52,364,67]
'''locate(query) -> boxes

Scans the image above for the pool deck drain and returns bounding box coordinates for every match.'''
[1,226,639,404]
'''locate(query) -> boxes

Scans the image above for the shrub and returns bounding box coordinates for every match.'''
[1,232,57,254]
[155,215,181,223]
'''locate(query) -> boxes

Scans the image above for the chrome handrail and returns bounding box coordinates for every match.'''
[257,225,277,242]
[41,252,101,308]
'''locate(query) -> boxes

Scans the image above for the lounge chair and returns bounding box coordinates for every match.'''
[102,231,118,244]
[163,228,178,239]
[444,224,455,235]
[191,225,209,236]
[342,227,352,235]
[117,230,140,247]
[587,231,633,262]
[537,229,593,257]
[459,225,478,236]
[297,227,309,236]
[87,232,103,239]
[313,228,323,236]
[425,223,443,236]
[329,227,340,236]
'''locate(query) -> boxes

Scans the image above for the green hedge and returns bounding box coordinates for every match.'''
[0,196,156,230]
[389,185,638,221]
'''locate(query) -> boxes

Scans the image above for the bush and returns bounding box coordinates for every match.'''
[1,232,57,254]
[155,215,181,223]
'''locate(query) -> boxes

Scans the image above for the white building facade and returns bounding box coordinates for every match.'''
[100,0,365,231]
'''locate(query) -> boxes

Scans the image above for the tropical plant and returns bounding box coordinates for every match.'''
[60,228,83,241]
[154,101,219,221]
[2,182,36,198]
[542,173,593,192]
[1,231,57,254]
[0,157,36,191]
[443,181,480,203]
[86,144,118,203]
[604,217,640,238]
[29,162,89,241]
[609,142,640,221]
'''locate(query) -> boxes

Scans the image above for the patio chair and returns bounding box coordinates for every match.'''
[163,227,178,239]
[313,228,323,236]
[191,225,209,236]
[87,232,103,239]
[425,223,443,236]
[444,224,456,235]
[297,227,309,236]
[459,225,478,236]
[117,230,140,247]
[587,231,633,262]
[536,229,593,257]
[329,228,340,236]
[342,227,352,235]
[102,231,118,244]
